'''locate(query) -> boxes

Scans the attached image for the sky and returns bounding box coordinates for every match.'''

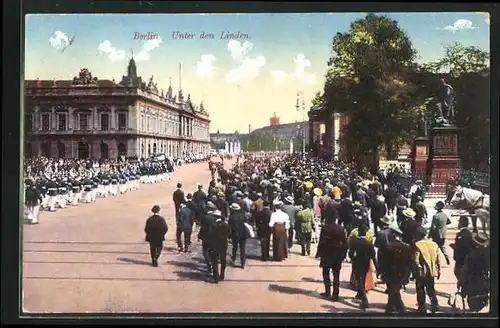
[24,12,490,133]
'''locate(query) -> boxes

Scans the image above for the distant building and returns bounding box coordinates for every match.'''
[269,112,280,126]
[24,58,210,160]
[210,131,249,150]
[250,121,309,141]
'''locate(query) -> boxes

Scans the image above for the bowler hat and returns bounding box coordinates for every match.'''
[151,205,161,213]
[414,226,427,239]
[434,201,445,210]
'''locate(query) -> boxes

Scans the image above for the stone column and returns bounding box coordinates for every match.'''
[111,107,116,130]
[51,108,56,130]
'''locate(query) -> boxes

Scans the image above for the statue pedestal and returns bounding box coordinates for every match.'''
[412,136,429,182]
[428,126,460,195]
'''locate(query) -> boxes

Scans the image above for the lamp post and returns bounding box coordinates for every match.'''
[296,92,306,159]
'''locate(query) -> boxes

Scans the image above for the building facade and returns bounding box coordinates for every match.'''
[24,59,211,160]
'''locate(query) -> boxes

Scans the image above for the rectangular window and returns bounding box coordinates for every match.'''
[57,113,67,131]
[118,113,127,131]
[79,114,88,130]
[42,113,50,131]
[26,113,33,131]
[146,117,150,132]
[101,113,110,131]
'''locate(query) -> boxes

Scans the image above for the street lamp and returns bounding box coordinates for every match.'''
[296,92,306,159]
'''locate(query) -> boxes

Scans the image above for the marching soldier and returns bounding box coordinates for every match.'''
[46,178,59,212]
[25,179,43,224]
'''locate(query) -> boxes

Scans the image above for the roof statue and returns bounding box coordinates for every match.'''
[72,68,98,86]
[35,78,42,88]
[200,101,205,112]
[146,75,159,94]
[161,89,164,98]
[52,79,58,88]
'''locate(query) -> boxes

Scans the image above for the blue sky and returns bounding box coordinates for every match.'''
[25,12,490,133]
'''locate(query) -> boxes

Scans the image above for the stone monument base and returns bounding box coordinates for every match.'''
[428,126,460,195]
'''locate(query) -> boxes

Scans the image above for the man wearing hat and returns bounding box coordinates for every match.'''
[255,200,273,261]
[410,180,425,210]
[370,192,387,235]
[379,224,413,313]
[228,203,249,268]
[172,183,185,220]
[215,192,230,219]
[296,201,315,256]
[399,208,420,244]
[144,205,168,267]
[413,226,440,313]
[450,214,474,280]
[207,210,232,283]
[176,198,195,253]
[269,199,290,261]
[315,215,348,301]
[282,195,300,250]
[414,196,427,226]
[348,224,377,310]
[457,232,490,312]
[428,201,451,265]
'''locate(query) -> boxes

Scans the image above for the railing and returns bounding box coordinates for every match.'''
[412,170,490,197]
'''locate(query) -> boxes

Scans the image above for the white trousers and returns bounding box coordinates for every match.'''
[119,183,127,194]
[110,184,119,196]
[81,191,92,203]
[48,195,58,212]
[31,205,40,224]
[41,195,49,209]
[71,191,81,205]
[56,195,67,208]
[140,176,146,184]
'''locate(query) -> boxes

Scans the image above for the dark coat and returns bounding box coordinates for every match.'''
[173,189,185,207]
[193,189,207,204]
[216,198,230,218]
[429,211,449,240]
[177,204,195,231]
[453,228,474,272]
[378,240,413,285]
[374,227,393,249]
[370,198,386,224]
[400,218,420,244]
[348,237,376,274]
[338,198,354,225]
[384,186,398,202]
[325,199,341,223]
[316,222,348,269]
[228,211,248,240]
[144,215,168,245]
[208,219,232,253]
[255,208,272,238]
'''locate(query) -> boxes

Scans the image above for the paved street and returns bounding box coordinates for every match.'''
[23,160,475,314]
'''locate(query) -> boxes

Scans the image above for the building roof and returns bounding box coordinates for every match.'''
[25,79,120,89]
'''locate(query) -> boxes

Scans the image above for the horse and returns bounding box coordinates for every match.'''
[450,186,490,234]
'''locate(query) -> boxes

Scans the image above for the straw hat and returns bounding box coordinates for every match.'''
[273,199,284,207]
[353,201,362,207]
[229,203,241,210]
[313,187,323,196]
[284,196,294,204]
[380,215,393,226]
[304,181,313,189]
[389,225,403,235]
[402,208,416,218]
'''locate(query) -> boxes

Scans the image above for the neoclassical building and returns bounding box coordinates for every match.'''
[24,58,211,159]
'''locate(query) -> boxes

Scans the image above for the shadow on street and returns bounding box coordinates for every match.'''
[116,257,152,266]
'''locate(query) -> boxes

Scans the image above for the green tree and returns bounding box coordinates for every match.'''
[424,43,490,170]
[322,14,424,170]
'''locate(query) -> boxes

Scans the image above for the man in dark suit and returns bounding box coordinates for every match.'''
[348,225,377,310]
[339,197,355,235]
[255,201,273,261]
[370,195,386,234]
[428,201,451,265]
[176,199,195,253]
[172,183,185,218]
[384,185,398,216]
[144,205,168,267]
[228,203,248,268]
[399,208,420,244]
[315,216,348,301]
[206,211,232,284]
[379,226,413,313]
[450,215,474,279]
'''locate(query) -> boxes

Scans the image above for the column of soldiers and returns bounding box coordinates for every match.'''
[166,153,489,313]
[24,156,174,224]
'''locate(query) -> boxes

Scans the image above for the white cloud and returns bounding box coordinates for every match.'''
[227,40,253,60]
[135,37,163,61]
[304,74,317,85]
[97,40,126,61]
[226,55,266,84]
[292,53,311,79]
[443,19,477,33]
[196,54,217,78]
[271,70,287,83]
[49,31,70,50]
